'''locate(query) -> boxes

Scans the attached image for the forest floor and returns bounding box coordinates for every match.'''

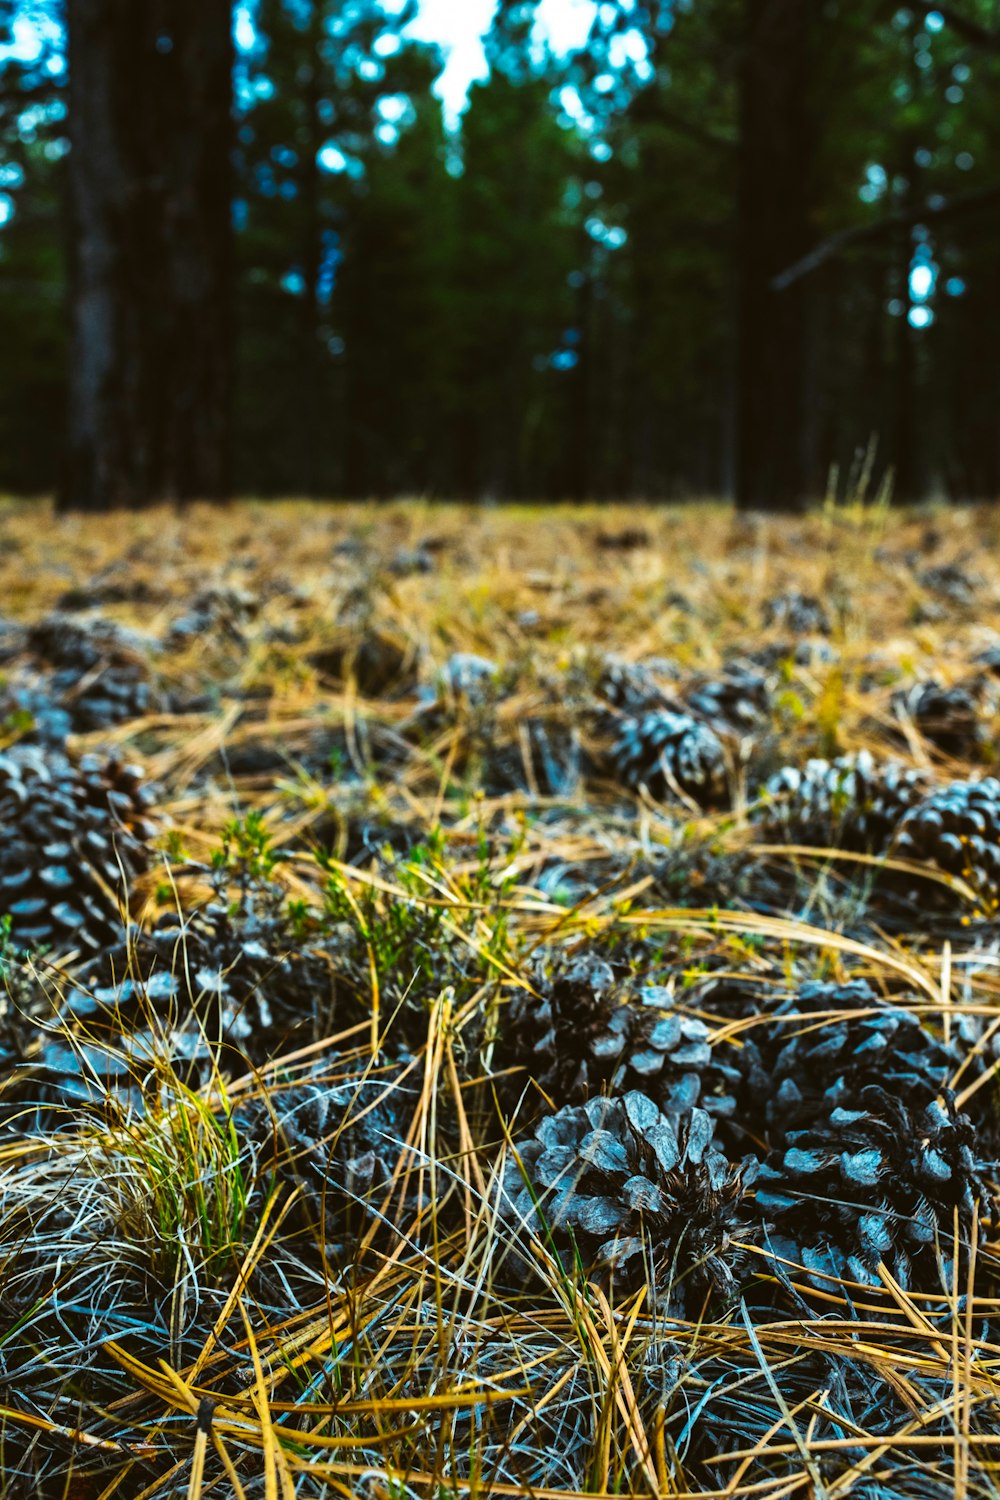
[3,496,1000,1498]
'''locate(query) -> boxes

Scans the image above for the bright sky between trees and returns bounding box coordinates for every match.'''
[406,0,597,114]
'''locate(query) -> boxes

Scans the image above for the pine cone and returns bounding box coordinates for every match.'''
[759,751,931,850]
[500,956,739,1120]
[238,1058,425,1259]
[684,662,771,736]
[892,778,1000,915]
[756,980,978,1141]
[610,709,727,806]
[745,984,995,1294]
[597,655,678,714]
[920,562,980,605]
[893,680,984,759]
[756,1085,990,1291]
[167,585,258,647]
[0,747,157,955]
[503,1092,759,1304]
[762,591,830,634]
[27,613,157,732]
[72,898,330,1061]
[435,652,501,703]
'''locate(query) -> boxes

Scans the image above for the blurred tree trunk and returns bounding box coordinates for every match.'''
[63,0,233,510]
[298,2,324,497]
[735,0,815,510]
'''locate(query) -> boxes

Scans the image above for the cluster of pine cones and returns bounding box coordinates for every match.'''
[499,969,996,1312]
[4,581,1000,1320]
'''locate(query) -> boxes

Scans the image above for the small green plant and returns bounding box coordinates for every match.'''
[212,808,279,885]
[95,1079,252,1282]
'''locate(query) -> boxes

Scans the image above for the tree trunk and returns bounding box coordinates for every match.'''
[298,3,324,497]
[735,0,815,510]
[63,0,233,510]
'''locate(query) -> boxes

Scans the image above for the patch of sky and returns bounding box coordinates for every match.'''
[956,151,974,170]
[944,276,966,297]
[320,141,366,179]
[0,194,13,227]
[609,26,656,70]
[378,94,414,125]
[586,215,627,248]
[910,262,935,302]
[0,12,63,69]
[407,0,597,124]
[318,143,345,172]
[281,268,306,297]
[859,163,888,205]
[558,84,595,132]
[909,305,934,328]
[924,10,945,30]
[318,233,341,305]
[234,4,257,54]
[0,163,25,190]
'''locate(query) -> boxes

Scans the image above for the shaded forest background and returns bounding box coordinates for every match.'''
[1,0,999,509]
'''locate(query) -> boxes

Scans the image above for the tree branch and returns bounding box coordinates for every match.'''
[772,181,1000,289]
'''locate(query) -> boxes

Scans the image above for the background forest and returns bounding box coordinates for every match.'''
[1,0,999,509]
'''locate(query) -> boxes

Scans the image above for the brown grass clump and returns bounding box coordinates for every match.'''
[2,496,1000,1496]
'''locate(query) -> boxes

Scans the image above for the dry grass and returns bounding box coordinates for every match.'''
[2,496,1000,1497]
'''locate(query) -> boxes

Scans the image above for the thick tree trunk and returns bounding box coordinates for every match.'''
[735,0,815,510]
[63,0,233,510]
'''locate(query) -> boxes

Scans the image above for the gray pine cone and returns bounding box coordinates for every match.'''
[501,956,738,1120]
[503,1091,758,1304]
[611,709,728,806]
[759,750,931,850]
[892,777,1000,915]
[0,746,157,955]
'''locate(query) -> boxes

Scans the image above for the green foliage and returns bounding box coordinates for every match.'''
[212,809,280,885]
[321,825,523,1023]
[2,0,1000,498]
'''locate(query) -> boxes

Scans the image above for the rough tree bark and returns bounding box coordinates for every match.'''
[735,0,816,510]
[63,0,233,510]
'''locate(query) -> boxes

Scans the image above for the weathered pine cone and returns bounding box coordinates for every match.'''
[756,1084,991,1292]
[0,746,157,955]
[892,777,1000,916]
[500,955,739,1120]
[610,709,728,806]
[758,750,931,850]
[893,680,984,759]
[502,1091,759,1306]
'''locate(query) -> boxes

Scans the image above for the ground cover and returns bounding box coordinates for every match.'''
[3,496,1000,1497]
